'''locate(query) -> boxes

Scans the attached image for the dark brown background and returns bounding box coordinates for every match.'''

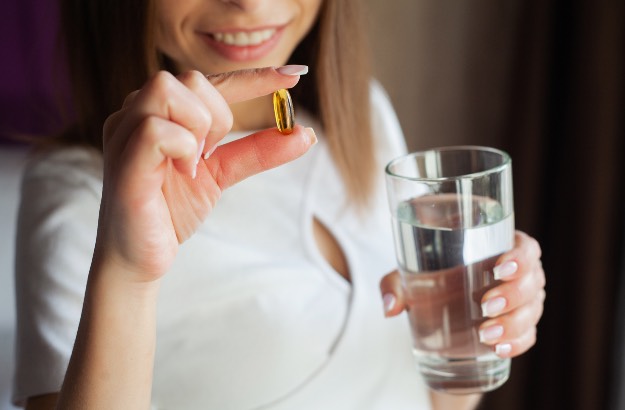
[366,0,625,409]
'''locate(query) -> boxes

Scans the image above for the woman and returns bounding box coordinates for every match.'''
[13,0,545,409]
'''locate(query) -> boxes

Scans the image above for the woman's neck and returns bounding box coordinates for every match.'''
[229,94,275,132]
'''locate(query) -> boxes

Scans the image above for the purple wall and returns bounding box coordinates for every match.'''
[0,0,71,143]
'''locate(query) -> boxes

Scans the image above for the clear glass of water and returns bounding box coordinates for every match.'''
[385,146,514,394]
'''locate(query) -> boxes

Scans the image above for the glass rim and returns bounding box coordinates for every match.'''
[385,145,512,182]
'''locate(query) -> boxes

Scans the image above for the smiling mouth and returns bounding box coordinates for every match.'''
[210,28,277,47]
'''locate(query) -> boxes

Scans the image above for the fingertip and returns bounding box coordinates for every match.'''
[383,293,397,316]
[380,270,406,317]
[203,144,218,160]
[304,127,317,146]
[495,343,513,357]
[196,139,206,165]
[275,64,309,76]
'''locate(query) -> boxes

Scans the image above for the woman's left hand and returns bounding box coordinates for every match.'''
[380,230,546,358]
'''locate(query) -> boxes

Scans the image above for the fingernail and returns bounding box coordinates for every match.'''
[383,293,396,314]
[495,343,512,357]
[196,139,206,165]
[494,261,518,280]
[304,127,317,146]
[203,144,217,160]
[482,296,507,318]
[479,325,504,343]
[276,65,309,76]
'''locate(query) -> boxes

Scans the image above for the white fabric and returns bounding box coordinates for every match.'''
[13,82,431,409]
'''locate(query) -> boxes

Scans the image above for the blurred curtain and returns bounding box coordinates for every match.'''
[612,225,625,409]
[482,1,625,409]
[367,0,625,409]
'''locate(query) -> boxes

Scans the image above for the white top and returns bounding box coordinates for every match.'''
[13,82,431,409]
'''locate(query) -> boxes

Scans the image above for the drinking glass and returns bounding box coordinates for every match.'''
[385,146,514,394]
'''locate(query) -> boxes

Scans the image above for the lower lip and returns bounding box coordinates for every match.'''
[200,28,284,62]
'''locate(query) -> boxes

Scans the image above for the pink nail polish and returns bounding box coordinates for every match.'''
[494,261,518,280]
[276,65,309,76]
[495,343,512,356]
[196,139,206,165]
[479,325,504,343]
[383,293,396,314]
[481,297,507,318]
[304,127,317,145]
[203,144,217,160]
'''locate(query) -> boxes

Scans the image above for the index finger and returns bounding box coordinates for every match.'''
[206,65,308,104]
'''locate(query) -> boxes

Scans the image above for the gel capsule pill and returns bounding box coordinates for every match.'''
[273,89,295,134]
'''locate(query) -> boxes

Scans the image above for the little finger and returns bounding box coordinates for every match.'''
[493,327,537,358]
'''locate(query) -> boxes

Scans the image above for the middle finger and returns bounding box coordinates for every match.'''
[481,260,545,318]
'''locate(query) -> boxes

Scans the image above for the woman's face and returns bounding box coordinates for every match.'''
[156,0,323,75]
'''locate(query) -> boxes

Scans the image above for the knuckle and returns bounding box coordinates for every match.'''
[222,109,234,131]
[208,67,264,88]
[208,108,233,138]
[208,71,232,89]
[207,155,228,190]
[530,237,542,259]
[122,90,140,108]
[536,268,547,289]
[507,280,526,305]
[136,116,163,145]
[533,301,544,326]
[149,70,178,95]
[507,305,531,332]
[103,110,122,137]
[179,70,207,89]
[513,328,537,355]
[196,108,213,133]
[204,108,231,137]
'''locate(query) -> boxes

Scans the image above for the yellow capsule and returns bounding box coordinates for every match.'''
[273,89,295,134]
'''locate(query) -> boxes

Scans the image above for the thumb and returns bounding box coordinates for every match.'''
[380,270,408,317]
[204,125,317,190]
[207,65,308,104]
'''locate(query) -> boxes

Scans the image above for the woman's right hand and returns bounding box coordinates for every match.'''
[96,66,315,284]
[54,66,315,409]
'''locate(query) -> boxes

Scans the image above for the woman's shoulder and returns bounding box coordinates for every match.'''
[19,145,104,222]
[23,145,104,195]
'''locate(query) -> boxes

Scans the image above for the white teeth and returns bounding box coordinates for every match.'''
[211,28,276,46]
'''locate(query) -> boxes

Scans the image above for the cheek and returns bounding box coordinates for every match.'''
[309,0,324,17]
[291,0,322,44]
[155,17,189,66]
[154,0,193,57]
[155,15,175,52]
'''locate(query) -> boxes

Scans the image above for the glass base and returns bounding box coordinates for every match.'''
[417,353,510,395]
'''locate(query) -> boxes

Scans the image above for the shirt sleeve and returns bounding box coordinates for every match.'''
[12,147,103,406]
